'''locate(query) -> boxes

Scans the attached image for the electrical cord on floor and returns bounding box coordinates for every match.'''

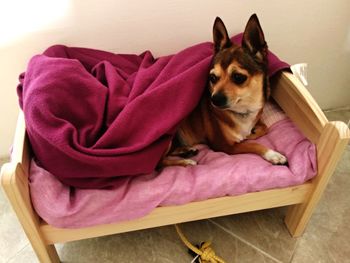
[175,224,227,263]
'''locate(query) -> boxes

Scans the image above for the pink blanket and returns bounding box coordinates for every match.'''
[18,34,289,188]
[28,103,317,228]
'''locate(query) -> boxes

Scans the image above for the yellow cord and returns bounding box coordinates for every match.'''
[175,224,227,263]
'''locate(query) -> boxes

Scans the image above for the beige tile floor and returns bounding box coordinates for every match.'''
[1,109,349,263]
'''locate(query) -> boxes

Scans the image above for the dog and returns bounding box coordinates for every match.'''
[160,14,287,167]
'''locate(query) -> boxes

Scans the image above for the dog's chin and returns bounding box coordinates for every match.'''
[227,103,252,115]
[229,107,250,116]
[211,101,258,116]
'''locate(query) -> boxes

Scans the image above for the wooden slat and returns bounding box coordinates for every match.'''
[41,183,312,244]
[271,71,328,144]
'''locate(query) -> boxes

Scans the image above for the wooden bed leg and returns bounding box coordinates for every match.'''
[285,121,350,237]
[1,163,61,263]
[27,241,59,263]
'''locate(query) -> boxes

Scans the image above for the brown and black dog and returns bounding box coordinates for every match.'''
[161,14,287,167]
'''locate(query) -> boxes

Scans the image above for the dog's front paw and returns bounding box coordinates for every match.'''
[264,150,288,165]
[183,159,197,166]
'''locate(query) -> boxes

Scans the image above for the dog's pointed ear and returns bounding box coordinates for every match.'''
[213,17,232,53]
[242,14,268,62]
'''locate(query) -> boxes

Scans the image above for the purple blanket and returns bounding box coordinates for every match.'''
[18,34,289,188]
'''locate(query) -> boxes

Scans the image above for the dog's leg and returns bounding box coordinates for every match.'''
[230,142,288,165]
[159,157,197,167]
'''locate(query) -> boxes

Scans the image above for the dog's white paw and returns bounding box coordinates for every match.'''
[264,150,288,165]
[183,159,197,166]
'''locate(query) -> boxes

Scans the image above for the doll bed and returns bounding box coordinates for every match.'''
[1,72,350,263]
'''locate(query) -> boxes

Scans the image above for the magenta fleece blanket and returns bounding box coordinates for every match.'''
[18,33,289,189]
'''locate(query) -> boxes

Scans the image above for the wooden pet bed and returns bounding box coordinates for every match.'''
[1,71,349,262]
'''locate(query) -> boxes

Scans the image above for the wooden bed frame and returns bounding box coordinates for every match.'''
[1,71,349,262]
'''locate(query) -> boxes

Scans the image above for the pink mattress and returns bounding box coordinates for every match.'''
[28,102,317,228]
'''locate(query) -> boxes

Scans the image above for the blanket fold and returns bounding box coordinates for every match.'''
[18,33,289,188]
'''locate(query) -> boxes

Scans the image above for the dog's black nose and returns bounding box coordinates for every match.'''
[211,92,227,108]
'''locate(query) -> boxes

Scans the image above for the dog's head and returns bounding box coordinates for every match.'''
[209,14,269,115]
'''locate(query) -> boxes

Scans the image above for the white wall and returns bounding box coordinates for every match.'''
[1,0,350,156]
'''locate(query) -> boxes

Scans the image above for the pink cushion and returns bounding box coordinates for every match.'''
[28,102,317,228]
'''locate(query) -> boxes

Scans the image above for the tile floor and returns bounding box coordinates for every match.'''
[1,109,349,263]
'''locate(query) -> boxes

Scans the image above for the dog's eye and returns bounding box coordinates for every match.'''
[232,73,247,85]
[209,73,219,84]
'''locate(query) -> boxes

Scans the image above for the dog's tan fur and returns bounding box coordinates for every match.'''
[161,14,287,167]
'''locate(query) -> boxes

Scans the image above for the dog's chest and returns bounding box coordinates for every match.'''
[237,118,255,139]
[221,114,256,143]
